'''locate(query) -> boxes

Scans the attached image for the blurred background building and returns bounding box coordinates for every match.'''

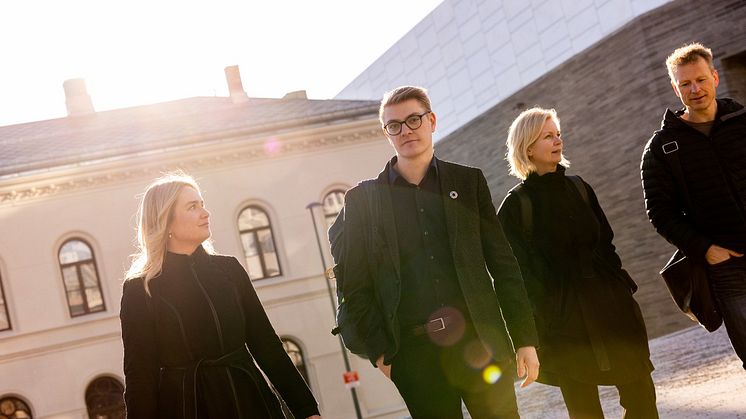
[0,67,405,418]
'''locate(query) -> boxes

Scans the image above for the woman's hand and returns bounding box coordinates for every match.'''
[305,416,321,419]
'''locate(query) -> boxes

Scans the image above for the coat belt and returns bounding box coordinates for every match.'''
[164,346,253,418]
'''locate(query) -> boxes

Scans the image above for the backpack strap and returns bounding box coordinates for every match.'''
[360,180,380,241]
[509,183,533,245]
[567,175,589,205]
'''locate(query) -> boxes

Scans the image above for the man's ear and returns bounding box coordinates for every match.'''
[713,69,719,88]
[671,81,682,99]
[429,111,437,132]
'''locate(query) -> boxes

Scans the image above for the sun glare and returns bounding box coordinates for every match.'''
[1,0,443,126]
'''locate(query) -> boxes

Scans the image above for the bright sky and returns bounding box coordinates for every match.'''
[0,0,443,127]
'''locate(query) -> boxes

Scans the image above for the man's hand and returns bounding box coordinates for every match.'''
[516,346,539,388]
[305,416,322,419]
[705,244,743,265]
[376,355,392,380]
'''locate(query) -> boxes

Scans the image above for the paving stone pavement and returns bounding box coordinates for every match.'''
[514,325,746,418]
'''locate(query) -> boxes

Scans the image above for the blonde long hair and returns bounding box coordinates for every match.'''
[506,107,570,180]
[125,172,214,292]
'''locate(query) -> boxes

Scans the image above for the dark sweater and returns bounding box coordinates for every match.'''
[498,167,653,385]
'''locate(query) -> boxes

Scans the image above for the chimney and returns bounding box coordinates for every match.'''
[63,78,95,116]
[282,90,308,100]
[224,65,248,104]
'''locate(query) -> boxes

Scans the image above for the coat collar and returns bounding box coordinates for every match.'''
[163,244,209,269]
[661,98,746,131]
[386,155,438,184]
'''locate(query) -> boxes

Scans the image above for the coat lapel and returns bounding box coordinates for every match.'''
[375,166,401,279]
[437,159,460,253]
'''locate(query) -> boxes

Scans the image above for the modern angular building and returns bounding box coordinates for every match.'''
[337,0,746,339]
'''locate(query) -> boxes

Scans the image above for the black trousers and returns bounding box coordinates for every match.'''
[390,327,519,419]
[557,374,658,419]
[707,256,746,368]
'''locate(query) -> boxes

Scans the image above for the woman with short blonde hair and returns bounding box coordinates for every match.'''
[120,173,321,419]
[505,107,569,180]
[498,108,658,418]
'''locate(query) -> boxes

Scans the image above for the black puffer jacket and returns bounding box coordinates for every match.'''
[641,98,746,261]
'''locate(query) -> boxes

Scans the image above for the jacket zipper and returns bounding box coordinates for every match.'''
[189,264,225,351]
[703,119,746,217]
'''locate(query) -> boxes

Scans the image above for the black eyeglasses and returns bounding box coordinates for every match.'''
[383,111,431,136]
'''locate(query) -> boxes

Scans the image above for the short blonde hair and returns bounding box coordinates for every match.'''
[666,42,714,82]
[379,86,432,124]
[126,171,214,292]
[506,107,570,180]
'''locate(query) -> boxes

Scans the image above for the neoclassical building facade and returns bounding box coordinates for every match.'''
[0,69,407,418]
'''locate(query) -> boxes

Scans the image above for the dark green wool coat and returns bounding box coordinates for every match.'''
[341,157,539,365]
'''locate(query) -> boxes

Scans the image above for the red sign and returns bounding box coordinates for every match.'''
[343,371,360,389]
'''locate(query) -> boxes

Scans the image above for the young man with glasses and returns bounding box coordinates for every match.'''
[337,86,539,417]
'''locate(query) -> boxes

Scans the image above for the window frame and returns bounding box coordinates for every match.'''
[237,205,283,281]
[85,375,125,419]
[0,395,33,418]
[322,188,347,228]
[0,268,11,332]
[58,238,106,318]
[281,337,310,388]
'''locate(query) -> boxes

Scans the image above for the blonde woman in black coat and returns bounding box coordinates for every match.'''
[120,173,321,419]
[497,108,658,418]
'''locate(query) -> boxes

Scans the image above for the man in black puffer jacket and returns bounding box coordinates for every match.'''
[641,43,746,368]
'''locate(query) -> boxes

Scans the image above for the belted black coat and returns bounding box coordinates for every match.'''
[341,157,538,365]
[120,246,319,419]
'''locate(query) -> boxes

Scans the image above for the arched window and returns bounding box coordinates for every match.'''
[281,337,309,386]
[85,376,125,419]
[58,239,105,317]
[0,396,32,418]
[238,206,282,280]
[0,270,10,331]
[322,189,346,227]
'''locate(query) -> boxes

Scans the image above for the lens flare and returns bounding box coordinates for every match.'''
[482,365,502,384]
[463,340,492,369]
[264,137,280,154]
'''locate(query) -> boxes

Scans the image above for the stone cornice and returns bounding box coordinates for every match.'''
[0,120,383,206]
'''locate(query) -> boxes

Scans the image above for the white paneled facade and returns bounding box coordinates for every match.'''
[336,0,672,139]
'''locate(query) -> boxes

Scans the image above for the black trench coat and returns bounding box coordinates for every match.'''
[498,167,653,385]
[120,246,319,418]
